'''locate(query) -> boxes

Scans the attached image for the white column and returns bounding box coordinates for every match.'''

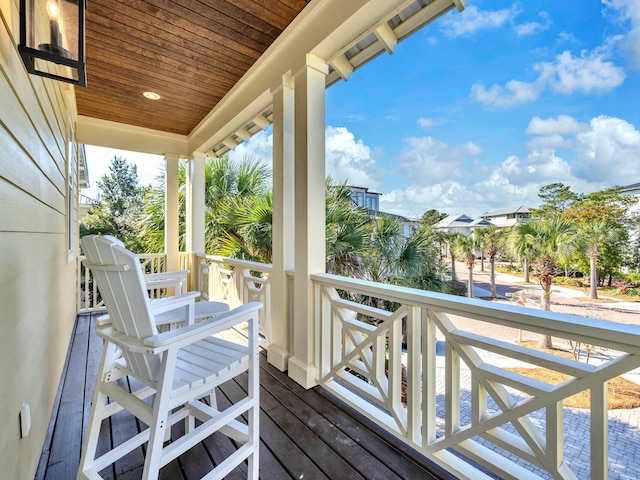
[288,54,328,388]
[164,154,180,273]
[268,73,295,371]
[186,152,206,290]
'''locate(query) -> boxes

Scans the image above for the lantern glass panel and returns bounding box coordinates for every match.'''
[19,0,86,86]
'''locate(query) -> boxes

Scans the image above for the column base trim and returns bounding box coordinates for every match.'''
[267,344,291,372]
[287,357,317,389]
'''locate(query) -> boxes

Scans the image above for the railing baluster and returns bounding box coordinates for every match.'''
[423,309,437,448]
[591,382,608,480]
[407,305,421,443]
[445,341,461,437]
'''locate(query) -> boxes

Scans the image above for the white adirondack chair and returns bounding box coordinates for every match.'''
[103,235,189,298]
[78,235,260,480]
[95,236,229,328]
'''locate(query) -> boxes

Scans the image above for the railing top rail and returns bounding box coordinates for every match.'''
[196,254,272,272]
[312,272,640,354]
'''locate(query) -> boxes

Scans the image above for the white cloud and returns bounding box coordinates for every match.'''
[438,5,515,37]
[538,49,625,94]
[526,134,574,150]
[378,113,640,218]
[573,115,640,183]
[471,79,544,108]
[228,127,381,188]
[325,126,380,188]
[381,181,482,217]
[395,136,481,184]
[227,130,274,167]
[417,117,446,129]
[514,11,552,37]
[604,0,640,69]
[527,115,587,135]
[472,46,625,107]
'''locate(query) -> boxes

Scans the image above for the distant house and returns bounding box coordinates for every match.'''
[346,185,419,237]
[482,206,530,227]
[621,182,640,208]
[433,214,490,236]
[621,183,640,262]
[348,185,381,211]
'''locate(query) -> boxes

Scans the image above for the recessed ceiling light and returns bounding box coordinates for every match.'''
[143,91,161,100]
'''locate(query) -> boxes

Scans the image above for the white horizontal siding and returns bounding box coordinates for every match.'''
[0,2,79,479]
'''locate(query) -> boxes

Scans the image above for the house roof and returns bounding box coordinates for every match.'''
[434,214,473,229]
[469,218,491,227]
[621,182,640,193]
[482,206,530,218]
[74,0,462,156]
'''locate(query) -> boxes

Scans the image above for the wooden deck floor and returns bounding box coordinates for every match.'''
[37,313,453,480]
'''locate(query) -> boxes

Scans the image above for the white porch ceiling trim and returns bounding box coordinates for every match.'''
[76,115,189,156]
[190,0,463,158]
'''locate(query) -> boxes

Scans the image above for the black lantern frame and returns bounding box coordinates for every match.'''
[18,0,87,87]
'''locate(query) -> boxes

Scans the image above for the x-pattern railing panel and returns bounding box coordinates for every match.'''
[195,255,272,347]
[312,273,640,480]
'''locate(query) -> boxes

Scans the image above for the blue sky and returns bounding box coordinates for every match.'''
[85,0,640,219]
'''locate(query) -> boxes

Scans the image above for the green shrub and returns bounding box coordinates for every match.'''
[624,273,640,286]
[443,280,467,297]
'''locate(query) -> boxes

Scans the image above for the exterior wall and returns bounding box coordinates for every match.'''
[1,2,79,478]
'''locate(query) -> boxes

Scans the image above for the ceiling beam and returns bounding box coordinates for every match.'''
[76,116,189,155]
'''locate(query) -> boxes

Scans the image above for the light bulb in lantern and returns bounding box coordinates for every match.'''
[47,1,62,48]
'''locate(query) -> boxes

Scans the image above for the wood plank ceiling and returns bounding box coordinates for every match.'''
[75,0,310,136]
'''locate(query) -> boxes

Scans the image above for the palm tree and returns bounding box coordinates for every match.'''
[452,234,476,298]
[325,181,370,277]
[578,220,620,299]
[473,228,488,272]
[481,225,503,298]
[527,219,576,348]
[506,223,536,283]
[441,231,461,279]
[137,154,272,255]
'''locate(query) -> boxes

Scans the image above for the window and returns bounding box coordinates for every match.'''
[66,122,77,261]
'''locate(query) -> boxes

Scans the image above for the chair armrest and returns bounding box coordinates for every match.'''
[150,291,200,312]
[143,302,262,350]
[96,325,154,354]
[144,270,189,282]
[145,270,189,295]
[98,292,201,328]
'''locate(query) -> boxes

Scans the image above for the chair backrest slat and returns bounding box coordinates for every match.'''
[82,235,160,382]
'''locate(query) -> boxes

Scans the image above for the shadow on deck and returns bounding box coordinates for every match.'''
[37,313,454,480]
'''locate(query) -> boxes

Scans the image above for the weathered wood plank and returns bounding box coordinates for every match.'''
[44,315,90,480]
[261,357,448,480]
[42,317,451,480]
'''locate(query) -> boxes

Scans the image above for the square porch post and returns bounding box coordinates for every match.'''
[186,152,206,287]
[164,153,180,273]
[288,54,328,389]
[268,73,295,371]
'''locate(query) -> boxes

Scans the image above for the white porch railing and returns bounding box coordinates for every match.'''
[193,254,271,346]
[78,252,640,478]
[312,273,640,480]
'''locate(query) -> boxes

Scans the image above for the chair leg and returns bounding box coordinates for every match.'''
[77,389,108,480]
[142,351,177,479]
[78,342,120,479]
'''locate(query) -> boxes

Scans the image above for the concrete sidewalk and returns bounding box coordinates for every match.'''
[470,271,640,313]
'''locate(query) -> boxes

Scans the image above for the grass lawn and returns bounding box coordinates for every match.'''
[511,341,640,409]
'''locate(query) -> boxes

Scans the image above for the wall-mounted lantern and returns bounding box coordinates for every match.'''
[18,0,87,87]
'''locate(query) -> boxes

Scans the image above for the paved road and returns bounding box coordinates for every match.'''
[459,263,640,326]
